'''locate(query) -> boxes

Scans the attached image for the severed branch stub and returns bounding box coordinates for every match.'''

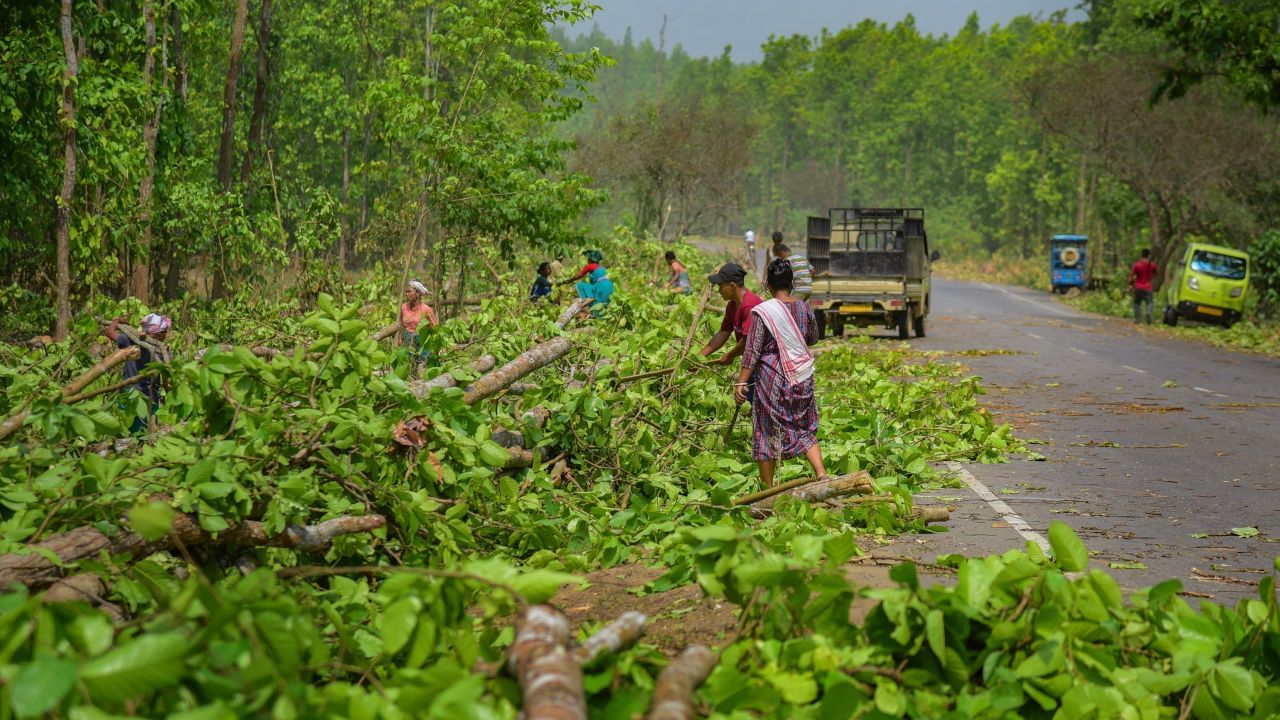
[648,645,718,720]
[556,297,594,330]
[570,610,648,666]
[747,471,874,518]
[507,605,587,720]
[409,354,496,397]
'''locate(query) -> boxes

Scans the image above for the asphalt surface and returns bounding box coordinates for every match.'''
[880,278,1280,606]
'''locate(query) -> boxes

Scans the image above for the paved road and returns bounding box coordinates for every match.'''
[882,278,1280,606]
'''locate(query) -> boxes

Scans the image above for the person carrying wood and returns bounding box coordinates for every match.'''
[106,313,172,433]
[698,262,761,367]
[732,259,830,487]
[400,280,438,373]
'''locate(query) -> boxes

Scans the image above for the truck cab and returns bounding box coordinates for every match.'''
[805,208,935,339]
[1050,235,1087,294]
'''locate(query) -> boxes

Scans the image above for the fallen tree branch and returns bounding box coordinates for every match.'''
[732,475,821,506]
[507,605,587,720]
[409,354,496,397]
[462,336,574,404]
[0,511,385,588]
[0,346,141,442]
[570,611,647,666]
[648,645,717,720]
[61,370,159,404]
[556,298,594,330]
[371,321,402,342]
[749,471,874,518]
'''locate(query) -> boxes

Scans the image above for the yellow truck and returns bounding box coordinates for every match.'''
[805,208,937,339]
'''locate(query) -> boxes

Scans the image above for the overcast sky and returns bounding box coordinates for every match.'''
[566,1,1083,61]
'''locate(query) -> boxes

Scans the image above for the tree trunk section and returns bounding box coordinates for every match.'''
[570,611,647,666]
[506,605,587,720]
[462,337,574,405]
[239,0,273,186]
[54,0,78,341]
[409,355,496,396]
[132,0,162,302]
[212,0,251,299]
[648,645,717,720]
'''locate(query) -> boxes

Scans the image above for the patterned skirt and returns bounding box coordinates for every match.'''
[750,361,819,461]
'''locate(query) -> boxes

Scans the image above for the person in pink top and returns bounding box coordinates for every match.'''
[1128,248,1158,324]
[400,280,438,371]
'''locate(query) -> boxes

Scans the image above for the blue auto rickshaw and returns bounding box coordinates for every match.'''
[1050,235,1087,294]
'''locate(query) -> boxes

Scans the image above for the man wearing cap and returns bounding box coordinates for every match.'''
[700,262,762,366]
[106,313,172,433]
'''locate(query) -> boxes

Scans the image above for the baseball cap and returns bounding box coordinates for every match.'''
[707,262,748,285]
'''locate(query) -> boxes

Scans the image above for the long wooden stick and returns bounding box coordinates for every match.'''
[731,474,820,506]
[570,611,648,666]
[62,370,159,404]
[0,346,141,442]
[507,605,587,720]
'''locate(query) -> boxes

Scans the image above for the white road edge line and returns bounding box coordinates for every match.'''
[1069,347,1088,355]
[1193,386,1212,394]
[1026,332,1044,340]
[991,284,1077,318]
[945,461,1051,554]
[1121,365,1147,374]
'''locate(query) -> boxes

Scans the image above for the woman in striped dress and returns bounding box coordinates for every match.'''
[733,259,830,487]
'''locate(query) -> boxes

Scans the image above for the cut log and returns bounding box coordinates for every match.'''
[42,573,105,603]
[371,321,401,342]
[911,506,951,523]
[555,297,594,330]
[462,336,574,405]
[492,426,526,450]
[522,407,551,429]
[732,475,821,506]
[504,447,535,469]
[409,354,496,397]
[570,611,647,666]
[0,511,385,588]
[749,471,874,517]
[507,605,587,720]
[648,645,717,720]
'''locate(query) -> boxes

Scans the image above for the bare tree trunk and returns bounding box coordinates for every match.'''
[54,0,78,341]
[239,0,274,186]
[132,0,164,303]
[171,6,188,103]
[213,0,251,299]
[655,14,667,107]
[340,65,352,268]
[1074,154,1088,235]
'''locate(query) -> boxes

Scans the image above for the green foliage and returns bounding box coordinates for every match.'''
[1249,230,1280,319]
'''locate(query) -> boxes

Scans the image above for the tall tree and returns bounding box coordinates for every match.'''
[239,0,275,186]
[132,0,164,303]
[54,0,78,340]
[218,0,251,191]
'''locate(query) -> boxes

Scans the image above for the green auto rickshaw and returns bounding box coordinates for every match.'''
[1163,242,1250,328]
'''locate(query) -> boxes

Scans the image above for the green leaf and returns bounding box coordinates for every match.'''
[1208,660,1256,711]
[925,609,945,661]
[1108,561,1147,570]
[1230,527,1259,538]
[380,597,421,655]
[205,354,241,374]
[80,632,190,703]
[510,570,582,603]
[11,656,78,717]
[1048,521,1089,572]
[766,671,818,704]
[127,503,176,541]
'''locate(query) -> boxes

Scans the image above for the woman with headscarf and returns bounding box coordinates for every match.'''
[732,259,829,487]
[562,249,603,286]
[400,280,438,371]
[106,312,172,433]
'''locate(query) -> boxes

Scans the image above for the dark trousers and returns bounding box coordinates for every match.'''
[1133,289,1153,324]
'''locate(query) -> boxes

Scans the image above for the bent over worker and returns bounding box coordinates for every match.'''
[699,262,762,366]
[105,313,172,433]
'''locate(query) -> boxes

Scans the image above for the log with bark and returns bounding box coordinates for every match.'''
[648,645,717,720]
[507,605,587,720]
[370,321,401,342]
[462,336,574,405]
[911,506,952,523]
[555,297,594,330]
[747,471,875,518]
[195,343,287,361]
[0,511,385,589]
[570,611,647,666]
[409,355,496,397]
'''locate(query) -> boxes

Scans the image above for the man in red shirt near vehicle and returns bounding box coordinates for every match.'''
[1129,248,1158,324]
[700,262,762,366]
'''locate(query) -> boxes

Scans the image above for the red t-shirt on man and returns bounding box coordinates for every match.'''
[1130,259,1158,291]
[720,290,763,340]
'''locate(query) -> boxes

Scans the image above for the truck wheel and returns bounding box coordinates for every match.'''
[833,318,845,337]
[815,310,827,338]
[897,308,910,339]
[1162,305,1178,326]
[913,311,926,338]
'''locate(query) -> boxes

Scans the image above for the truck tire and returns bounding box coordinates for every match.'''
[1162,305,1178,326]
[913,310,926,338]
[815,310,827,338]
[897,308,910,339]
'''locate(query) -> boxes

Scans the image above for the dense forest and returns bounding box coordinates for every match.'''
[561,0,1280,289]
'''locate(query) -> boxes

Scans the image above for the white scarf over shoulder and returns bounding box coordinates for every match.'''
[750,298,814,386]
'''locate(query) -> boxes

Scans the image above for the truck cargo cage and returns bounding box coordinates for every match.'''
[807,208,925,278]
